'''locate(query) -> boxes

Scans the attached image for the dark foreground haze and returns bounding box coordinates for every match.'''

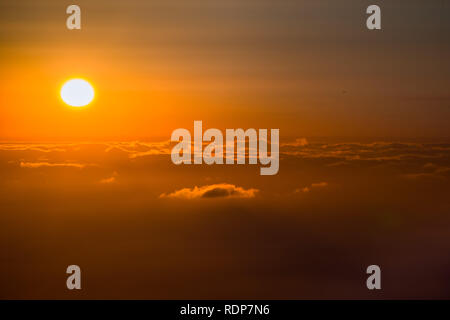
[1,140,449,299]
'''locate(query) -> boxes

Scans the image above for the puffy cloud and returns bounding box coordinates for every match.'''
[160,183,258,200]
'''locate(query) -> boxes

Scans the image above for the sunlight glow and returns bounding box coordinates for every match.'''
[61,79,94,107]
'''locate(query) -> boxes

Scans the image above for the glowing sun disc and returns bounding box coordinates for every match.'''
[61,79,94,107]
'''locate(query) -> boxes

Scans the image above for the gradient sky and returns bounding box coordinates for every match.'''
[1,1,450,299]
[1,0,449,141]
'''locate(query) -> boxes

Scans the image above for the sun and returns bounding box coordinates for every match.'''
[61,79,95,107]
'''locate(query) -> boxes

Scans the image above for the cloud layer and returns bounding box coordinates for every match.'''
[19,161,88,169]
[160,183,259,199]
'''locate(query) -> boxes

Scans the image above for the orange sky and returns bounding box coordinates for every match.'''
[1,0,449,141]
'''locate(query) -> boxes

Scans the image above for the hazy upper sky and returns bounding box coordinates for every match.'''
[1,0,449,140]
